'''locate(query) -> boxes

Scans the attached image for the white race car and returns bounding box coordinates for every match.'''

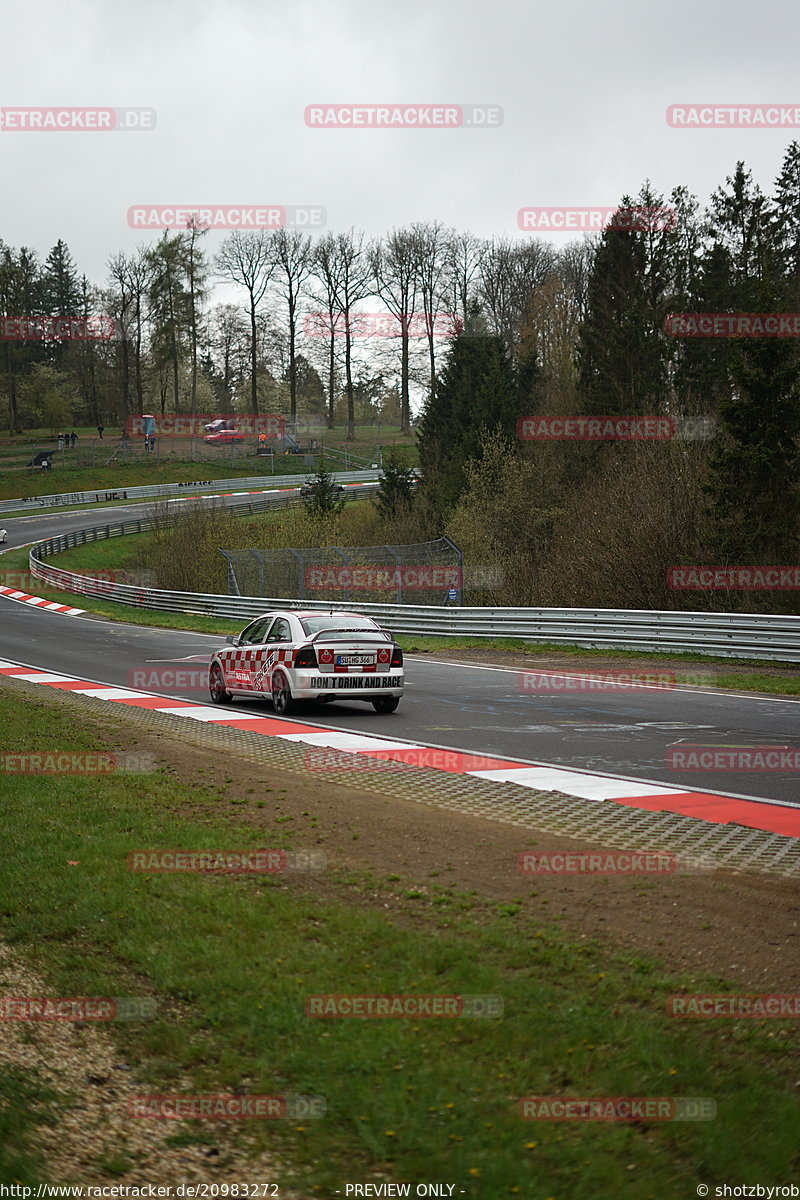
[209,610,404,715]
[0,529,7,544]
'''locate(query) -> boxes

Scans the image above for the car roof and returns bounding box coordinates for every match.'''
[249,610,376,621]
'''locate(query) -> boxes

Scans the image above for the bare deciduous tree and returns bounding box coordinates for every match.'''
[372,227,419,434]
[185,218,210,416]
[269,230,314,424]
[209,303,250,407]
[308,233,346,429]
[411,220,450,403]
[106,253,135,421]
[311,230,374,439]
[147,232,189,416]
[216,231,275,415]
[479,237,557,358]
[444,231,483,328]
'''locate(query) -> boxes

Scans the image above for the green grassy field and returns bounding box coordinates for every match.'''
[0,685,797,1194]
[0,460,295,503]
[0,423,417,504]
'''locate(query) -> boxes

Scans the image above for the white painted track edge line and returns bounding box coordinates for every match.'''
[0,656,797,811]
[405,656,800,705]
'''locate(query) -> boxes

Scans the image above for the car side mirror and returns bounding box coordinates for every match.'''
[226,636,239,646]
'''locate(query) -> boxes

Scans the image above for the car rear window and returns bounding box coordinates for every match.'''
[300,616,386,637]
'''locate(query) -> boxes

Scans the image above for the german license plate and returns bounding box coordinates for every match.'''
[336,654,374,666]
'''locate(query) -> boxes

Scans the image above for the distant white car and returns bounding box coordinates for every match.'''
[205,419,238,434]
[209,610,404,715]
[0,529,7,544]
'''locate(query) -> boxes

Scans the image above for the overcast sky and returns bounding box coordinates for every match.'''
[2,0,799,286]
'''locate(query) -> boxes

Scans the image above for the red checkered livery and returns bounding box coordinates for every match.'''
[220,645,294,691]
[210,610,404,710]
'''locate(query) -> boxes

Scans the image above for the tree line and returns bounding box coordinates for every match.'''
[412,143,800,611]
[2,142,799,609]
[1,221,558,439]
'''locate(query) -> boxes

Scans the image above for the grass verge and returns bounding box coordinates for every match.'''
[0,1066,63,1184]
[0,683,797,1195]
[0,459,302,502]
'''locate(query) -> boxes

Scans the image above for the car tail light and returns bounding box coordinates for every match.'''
[390,646,403,667]
[294,646,318,668]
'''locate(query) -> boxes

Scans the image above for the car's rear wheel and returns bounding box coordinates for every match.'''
[272,670,296,716]
[372,696,400,714]
[209,662,232,704]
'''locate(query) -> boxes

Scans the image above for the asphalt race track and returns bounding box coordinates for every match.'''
[1,498,799,814]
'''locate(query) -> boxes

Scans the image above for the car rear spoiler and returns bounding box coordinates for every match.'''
[308,628,392,643]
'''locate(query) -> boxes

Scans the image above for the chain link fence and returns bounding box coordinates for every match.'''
[220,538,463,606]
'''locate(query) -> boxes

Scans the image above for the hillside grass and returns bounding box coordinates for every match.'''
[0,684,797,1194]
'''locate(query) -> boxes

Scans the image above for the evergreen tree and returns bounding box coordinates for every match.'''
[673,241,736,412]
[706,163,772,287]
[301,458,346,516]
[578,185,672,414]
[0,244,44,432]
[771,141,800,300]
[417,304,521,516]
[699,162,800,567]
[705,290,800,564]
[148,232,190,414]
[375,450,417,521]
[42,240,81,316]
[287,354,325,414]
[707,336,800,564]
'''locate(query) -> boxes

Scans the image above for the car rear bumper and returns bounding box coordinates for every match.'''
[292,669,404,699]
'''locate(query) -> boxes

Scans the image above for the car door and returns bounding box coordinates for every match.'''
[226,616,270,691]
[250,616,293,694]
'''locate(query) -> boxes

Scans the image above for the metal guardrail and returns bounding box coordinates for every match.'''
[27,499,800,661]
[0,470,381,515]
